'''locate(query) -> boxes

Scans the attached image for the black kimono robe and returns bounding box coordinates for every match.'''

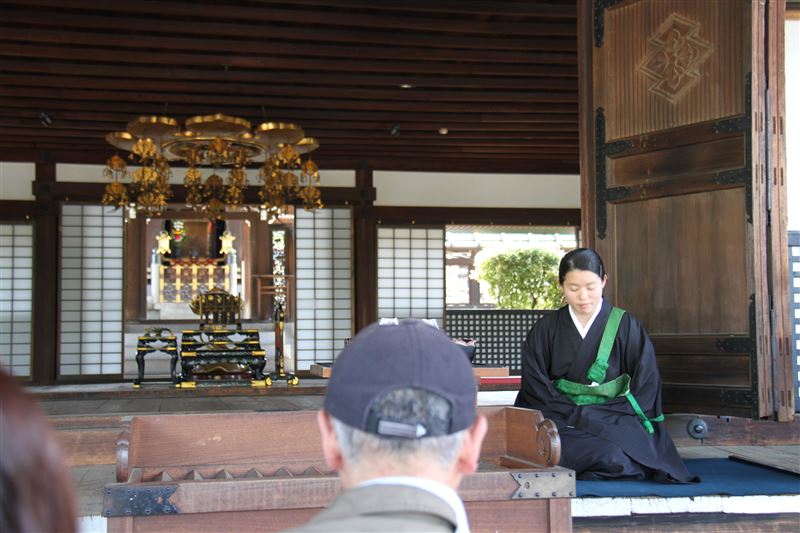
[514,300,696,482]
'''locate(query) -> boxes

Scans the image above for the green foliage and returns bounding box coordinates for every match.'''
[475,248,561,309]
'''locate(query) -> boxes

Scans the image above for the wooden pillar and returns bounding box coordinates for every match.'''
[123,216,146,321]
[767,0,793,421]
[353,164,377,332]
[577,0,595,249]
[31,160,58,385]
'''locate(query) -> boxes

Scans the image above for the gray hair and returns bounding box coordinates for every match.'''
[330,388,467,469]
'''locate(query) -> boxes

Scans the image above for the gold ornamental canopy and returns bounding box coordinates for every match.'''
[102,113,322,220]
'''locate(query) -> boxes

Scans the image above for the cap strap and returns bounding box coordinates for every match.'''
[375,419,428,439]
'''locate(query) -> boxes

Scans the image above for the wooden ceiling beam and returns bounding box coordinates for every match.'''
[0,112,579,134]
[374,207,581,227]
[295,131,580,141]
[0,58,579,90]
[0,117,579,135]
[2,124,580,143]
[0,87,578,114]
[0,74,578,104]
[0,133,580,152]
[312,136,580,145]
[319,146,580,155]
[0,143,579,160]
[0,100,579,124]
[371,158,578,174]
[9,0,576,36]
[0,148,580,175]
[0,26,577,66]
[0,7,577,51]
[325,154,579,164]
[0,125,578,143]
[249,0,577,18]
[0,132,580,152]
[0,105,578,129]
[0,43,577,77]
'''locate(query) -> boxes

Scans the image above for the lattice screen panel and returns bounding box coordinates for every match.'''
[377,227,444,325]
[0,223,33,377]
[59,205,123,376]
[295,208,352,370]
[789,231,800,411]
[445,309,551,374]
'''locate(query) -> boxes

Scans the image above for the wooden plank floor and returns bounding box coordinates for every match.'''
[40,393,326,417]
[678,445,800,474]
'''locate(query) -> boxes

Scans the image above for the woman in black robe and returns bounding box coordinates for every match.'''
[514,248,696,482]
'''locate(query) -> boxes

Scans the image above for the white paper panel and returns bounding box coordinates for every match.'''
[0,223,33,378]
[59,205,123,376]
[375,226,444,325]
[294,208,353,369]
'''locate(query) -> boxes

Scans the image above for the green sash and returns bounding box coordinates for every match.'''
[553,307,664,434]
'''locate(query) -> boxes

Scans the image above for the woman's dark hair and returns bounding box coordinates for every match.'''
[558,248,606,284]
[0,370,78,533]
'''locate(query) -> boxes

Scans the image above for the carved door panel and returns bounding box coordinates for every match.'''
[580,0,790,418]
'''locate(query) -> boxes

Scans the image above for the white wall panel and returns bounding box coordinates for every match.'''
[374,171,580,208]
[0,163,35,201]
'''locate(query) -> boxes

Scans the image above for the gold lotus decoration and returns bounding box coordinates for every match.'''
[102,113,322,220]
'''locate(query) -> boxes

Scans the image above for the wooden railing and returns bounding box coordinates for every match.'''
[252,274,294,320]
[152,262,240,304]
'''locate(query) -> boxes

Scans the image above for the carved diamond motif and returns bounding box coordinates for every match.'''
[637,13,713,104]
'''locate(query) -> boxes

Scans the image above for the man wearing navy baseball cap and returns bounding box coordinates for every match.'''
[288,319,488,533]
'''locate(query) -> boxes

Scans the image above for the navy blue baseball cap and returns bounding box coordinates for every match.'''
[324,320,478,438]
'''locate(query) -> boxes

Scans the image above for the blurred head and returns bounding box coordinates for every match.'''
[558,248,607,319]
[0,371,78,533]
[318,320,487,488]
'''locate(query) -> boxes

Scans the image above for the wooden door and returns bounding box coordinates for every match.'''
[579,0,792,419]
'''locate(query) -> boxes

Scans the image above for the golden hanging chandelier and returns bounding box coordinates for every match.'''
[102,113,322,220]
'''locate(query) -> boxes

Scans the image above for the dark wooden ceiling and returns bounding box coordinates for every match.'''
[0,0,579,174]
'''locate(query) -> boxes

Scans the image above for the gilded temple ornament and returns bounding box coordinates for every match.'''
[219,230,236,256]
[102,113,323,220]
[156,231,171,255]
[637,13,713,104]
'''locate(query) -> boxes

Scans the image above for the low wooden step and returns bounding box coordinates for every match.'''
[48,415,125,466]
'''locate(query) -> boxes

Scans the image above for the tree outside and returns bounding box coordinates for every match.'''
[474,248,562,309]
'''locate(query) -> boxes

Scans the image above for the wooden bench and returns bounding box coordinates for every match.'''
[103,406,573,532]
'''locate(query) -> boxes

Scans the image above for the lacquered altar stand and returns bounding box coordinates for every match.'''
[103,406,573,532]
[175,288,269,387]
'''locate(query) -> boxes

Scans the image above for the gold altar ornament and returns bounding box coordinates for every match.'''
[102,113,323,220]
[155,231,171,255]
[219,230,236,255]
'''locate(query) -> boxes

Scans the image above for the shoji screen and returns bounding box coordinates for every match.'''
[377,226,445,326]
[294,208,352,370]
[59,205,124,376]
[0,223,34,377]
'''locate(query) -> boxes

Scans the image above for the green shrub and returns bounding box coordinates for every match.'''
[475,248,561,309]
